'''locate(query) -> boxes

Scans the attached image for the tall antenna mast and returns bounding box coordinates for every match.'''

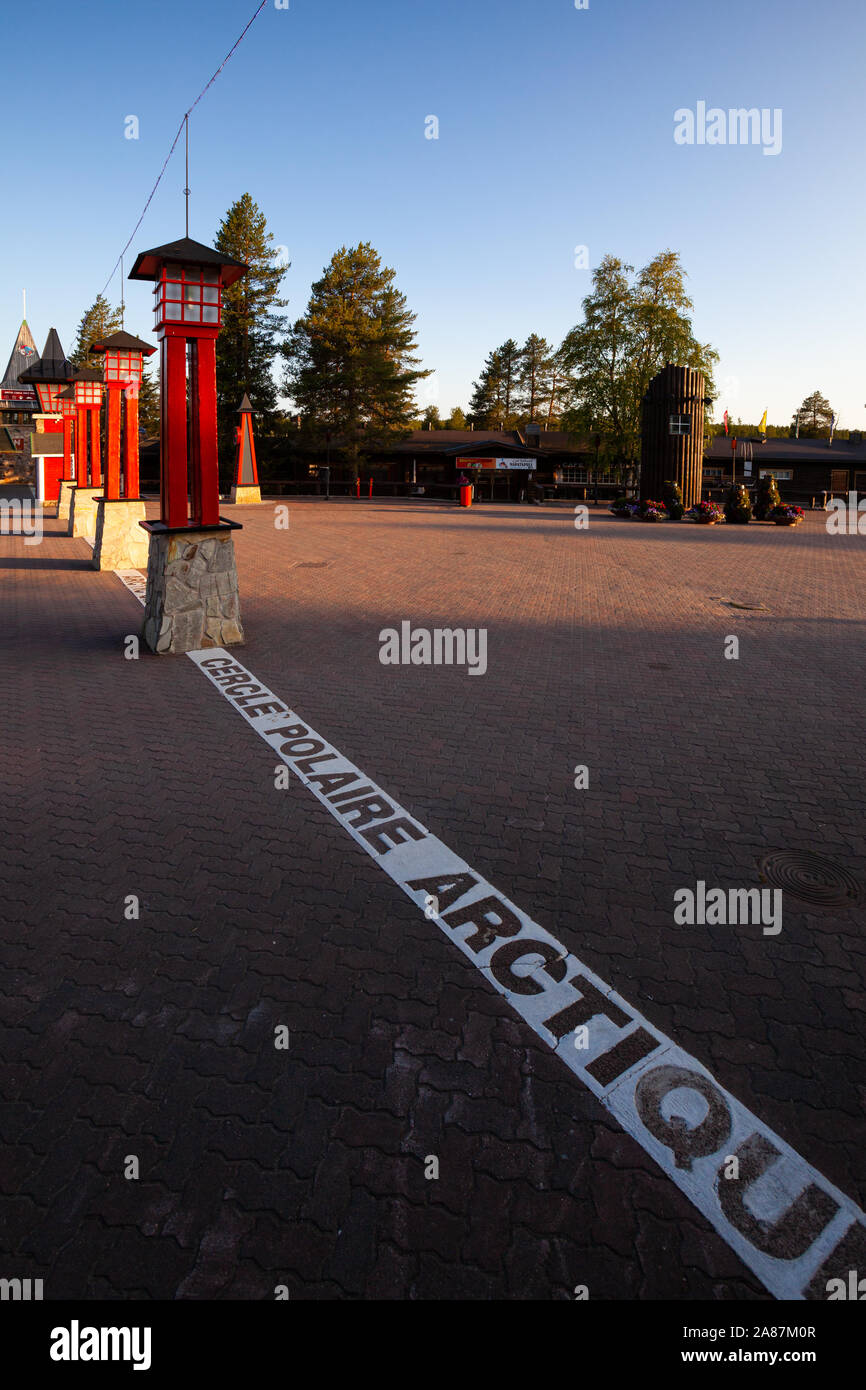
[184,115,190,237]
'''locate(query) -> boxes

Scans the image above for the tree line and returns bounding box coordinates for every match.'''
[73,196,840,479]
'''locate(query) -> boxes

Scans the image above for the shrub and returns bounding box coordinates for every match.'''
[754,473,781,520]
[662,480,685,520]
[724,483,752,525]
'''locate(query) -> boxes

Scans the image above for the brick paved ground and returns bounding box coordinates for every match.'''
[1,494,864,1299]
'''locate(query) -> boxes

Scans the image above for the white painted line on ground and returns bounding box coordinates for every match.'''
[108,567,866,1302]
[115,569,148,604]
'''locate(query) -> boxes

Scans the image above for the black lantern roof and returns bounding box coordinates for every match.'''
[19,328,76,385]
[236,393,254,414]
[128,236,247,288]
[71,367,104,383]
[90,330,156,357]
[57,386,74,401]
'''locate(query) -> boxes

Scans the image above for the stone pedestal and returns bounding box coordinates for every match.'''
[57,479,76,523]
[92,498,149,571]
[230,484,263,505]
[68,486,102,543]
[141,521,244,655]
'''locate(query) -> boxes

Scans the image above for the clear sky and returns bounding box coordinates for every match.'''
[3,0,864,427]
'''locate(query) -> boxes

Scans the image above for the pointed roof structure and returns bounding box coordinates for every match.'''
[237,393,254,414]
[89,329,156,357]
[19,328,75,386]
[1,319,39,390]
[128,235,247,287]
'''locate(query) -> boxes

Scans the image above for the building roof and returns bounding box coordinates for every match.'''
[1,319,39,390]
[392,429,593,456]
[128,236,247,287]
[237,393,254,414]
[19,328,75,385]
[90,330,156,357]
[707,435,866,463]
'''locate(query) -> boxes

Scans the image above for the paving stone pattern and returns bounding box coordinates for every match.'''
[1,498,864,1299]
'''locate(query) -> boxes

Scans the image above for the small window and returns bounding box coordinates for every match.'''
[759,468,791,481]
[669,414,691,435]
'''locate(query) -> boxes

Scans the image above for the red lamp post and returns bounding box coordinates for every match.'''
[90,331,155,501]
[57,387,77,481]
[128,237,246,528]
[70,370,104,488]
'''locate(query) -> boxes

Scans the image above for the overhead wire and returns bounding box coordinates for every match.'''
[98,0,269,299]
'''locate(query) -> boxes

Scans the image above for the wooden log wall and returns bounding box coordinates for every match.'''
[639,364,706,508]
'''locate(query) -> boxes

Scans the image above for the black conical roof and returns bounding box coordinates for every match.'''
[237,393,254,413]
[19,328,75,385]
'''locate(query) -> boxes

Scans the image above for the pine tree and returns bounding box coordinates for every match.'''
[70,294,122,368]
[793,390,834,436]
[517,334,555,423]
[214,193,288,464]
[468,347,505,428]
[282,242,430,473]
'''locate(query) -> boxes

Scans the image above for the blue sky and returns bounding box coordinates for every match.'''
[3,0,864,427]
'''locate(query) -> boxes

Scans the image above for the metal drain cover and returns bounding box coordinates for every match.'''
[758,851,860,908]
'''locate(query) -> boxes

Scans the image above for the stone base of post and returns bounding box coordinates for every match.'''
[230,484,263,505]
[68,486,102,543]
[141,520,244,655]
[57,479,77,522]
[92,498,149,571]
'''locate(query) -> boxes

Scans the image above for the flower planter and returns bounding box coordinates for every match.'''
[773,517,802,526]
[694,516,718,524]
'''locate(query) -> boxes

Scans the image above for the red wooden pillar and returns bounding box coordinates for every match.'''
[63,416,74,479]
[191,336,219,527]
[104,386,122,500]
[161,335,189,528]
[76,406,88,485]
[89,409,101,488]
[124,391,140,499]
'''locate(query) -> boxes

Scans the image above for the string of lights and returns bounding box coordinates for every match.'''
[98,0,269,299]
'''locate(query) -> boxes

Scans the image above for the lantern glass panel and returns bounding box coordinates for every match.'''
[154,264,222,328]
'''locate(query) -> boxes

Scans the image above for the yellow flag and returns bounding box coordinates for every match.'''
[759,410,767,433]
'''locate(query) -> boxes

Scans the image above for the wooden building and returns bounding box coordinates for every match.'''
[703,434,866,504]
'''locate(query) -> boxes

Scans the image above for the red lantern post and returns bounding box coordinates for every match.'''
[67,370,104,542]
[88,332,156,571]
[58,389,76,480]
[127,236,248,653]
[90,332,155,501]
